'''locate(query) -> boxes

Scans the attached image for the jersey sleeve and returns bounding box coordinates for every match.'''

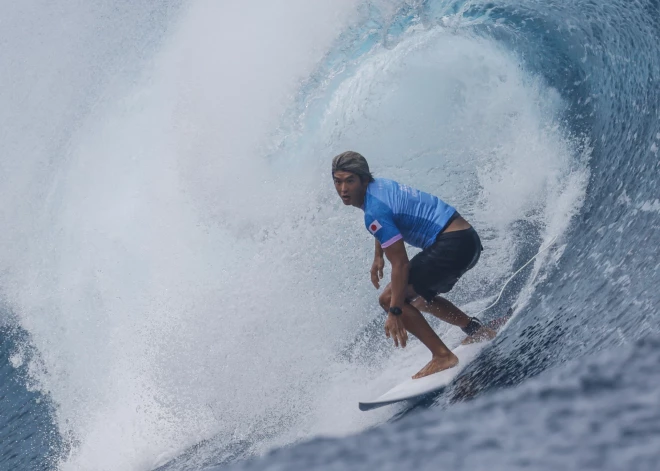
[365,207,402,248]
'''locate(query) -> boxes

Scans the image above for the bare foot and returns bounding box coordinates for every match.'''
[461,326,497,345]
[412,353,459,379]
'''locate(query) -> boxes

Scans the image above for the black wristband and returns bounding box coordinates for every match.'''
[389,306,403,316]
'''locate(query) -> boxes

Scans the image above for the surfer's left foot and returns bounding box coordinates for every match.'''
[461,326,496,345]
[412,353,458,379]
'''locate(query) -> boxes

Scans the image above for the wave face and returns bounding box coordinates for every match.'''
[1,0,659,470]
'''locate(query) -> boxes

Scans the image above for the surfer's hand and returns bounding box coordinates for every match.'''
[384,313,408,348]
[371,256,385,288]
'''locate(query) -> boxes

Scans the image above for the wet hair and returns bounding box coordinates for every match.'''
[331,151,375,183]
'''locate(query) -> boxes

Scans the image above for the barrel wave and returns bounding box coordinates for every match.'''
[1,1,659,470]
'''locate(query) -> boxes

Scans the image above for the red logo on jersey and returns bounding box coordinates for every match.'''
[368,220,382,234]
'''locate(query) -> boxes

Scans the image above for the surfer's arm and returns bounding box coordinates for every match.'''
[370,240,385,288]
[374,239,384,258]
[383,239,409,308]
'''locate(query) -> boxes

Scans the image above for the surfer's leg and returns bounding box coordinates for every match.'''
[408,228,481,329]
[411,296,471,328]
[412,296,496,344]
[380,285,458,378]
[408,227,494,343]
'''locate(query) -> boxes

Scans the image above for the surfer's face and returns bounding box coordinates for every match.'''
[333,171,368,207]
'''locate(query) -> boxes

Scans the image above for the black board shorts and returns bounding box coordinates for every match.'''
[408,226,483,302]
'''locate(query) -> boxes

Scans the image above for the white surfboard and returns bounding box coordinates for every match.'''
[358,341,488,411]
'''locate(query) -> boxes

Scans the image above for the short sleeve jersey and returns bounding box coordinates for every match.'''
[362,178,457,250]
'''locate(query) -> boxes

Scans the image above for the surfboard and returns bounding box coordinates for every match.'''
[359,315,509,411]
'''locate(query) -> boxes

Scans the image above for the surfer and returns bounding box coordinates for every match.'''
[332,151,495,379]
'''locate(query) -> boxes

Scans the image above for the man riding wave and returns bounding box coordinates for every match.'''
[332,151,495,379]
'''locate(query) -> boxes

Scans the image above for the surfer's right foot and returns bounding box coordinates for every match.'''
[412,353,458,379]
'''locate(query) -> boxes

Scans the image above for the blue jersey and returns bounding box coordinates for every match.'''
[362,178,456,249]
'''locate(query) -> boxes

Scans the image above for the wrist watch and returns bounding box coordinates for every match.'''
[389,306,403,316]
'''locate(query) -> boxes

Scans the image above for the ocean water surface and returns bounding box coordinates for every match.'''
[1,1,659,470]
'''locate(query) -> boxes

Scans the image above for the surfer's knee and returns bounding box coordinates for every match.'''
[378,289,392,311]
